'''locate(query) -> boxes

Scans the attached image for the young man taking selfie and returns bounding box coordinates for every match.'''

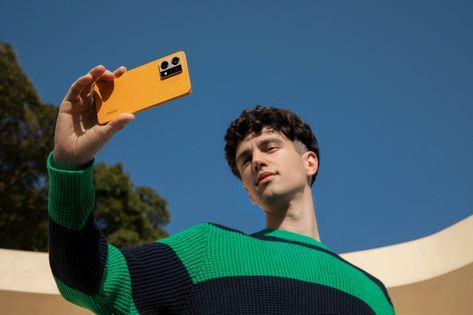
[48,65,395,314]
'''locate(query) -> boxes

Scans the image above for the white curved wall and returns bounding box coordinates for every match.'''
[1,214,472,314]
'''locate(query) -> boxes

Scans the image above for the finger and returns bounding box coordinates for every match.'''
[108,113,135,130]
[98,113,135,139]
[66,65,105,101]
[65,74,93,101]
[81,66,112,99]
[97,70,116,82]
[88,65,108,86]
[113,66,127,78]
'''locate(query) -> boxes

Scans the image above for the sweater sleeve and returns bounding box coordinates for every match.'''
[47,151,134,314]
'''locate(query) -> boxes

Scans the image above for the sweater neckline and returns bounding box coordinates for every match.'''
[251,228,328,250]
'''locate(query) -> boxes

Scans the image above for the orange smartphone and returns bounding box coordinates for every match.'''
[94,51,192,124]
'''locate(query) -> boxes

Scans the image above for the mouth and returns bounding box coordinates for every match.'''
[256,172,277,187]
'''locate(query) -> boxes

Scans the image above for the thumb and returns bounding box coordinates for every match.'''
[101,113,135,139]
[109,113,135,129]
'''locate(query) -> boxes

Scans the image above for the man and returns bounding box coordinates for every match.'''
[48,65,395,314]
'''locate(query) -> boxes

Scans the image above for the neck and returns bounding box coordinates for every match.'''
[262,185,320,242]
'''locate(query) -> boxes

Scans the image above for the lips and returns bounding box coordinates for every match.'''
[256,171,277,187]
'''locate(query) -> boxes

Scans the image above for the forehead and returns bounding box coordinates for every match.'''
[236,128,287,153]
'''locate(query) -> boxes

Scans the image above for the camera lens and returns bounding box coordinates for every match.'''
[171,57,180,65]
[161,61,169,70]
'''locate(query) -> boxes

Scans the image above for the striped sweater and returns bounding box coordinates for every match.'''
[47,152,395,314]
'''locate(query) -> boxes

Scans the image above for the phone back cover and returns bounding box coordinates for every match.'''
[94,51,191,124]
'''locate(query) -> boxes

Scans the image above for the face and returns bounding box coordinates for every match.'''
[235,127,318,208]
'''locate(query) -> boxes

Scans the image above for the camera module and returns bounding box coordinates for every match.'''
[171,56,180,65]
[159,55,183,80]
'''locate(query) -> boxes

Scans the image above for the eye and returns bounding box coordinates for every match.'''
[241,156,251,168]
[267,146,278,152]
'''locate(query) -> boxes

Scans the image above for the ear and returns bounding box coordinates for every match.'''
[303,151,318,177]
[243,185,256,204]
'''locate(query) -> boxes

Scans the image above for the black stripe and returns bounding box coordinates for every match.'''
[121,242,193,314]
[184,276,375,314]
[48,214,107,295]
[209,222,392,306]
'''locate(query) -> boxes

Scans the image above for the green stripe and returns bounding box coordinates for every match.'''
[55,277,113,314]
[158,222,209,281]
[53,245,138,314]
[101,244,135,314]
[47,151,95,230]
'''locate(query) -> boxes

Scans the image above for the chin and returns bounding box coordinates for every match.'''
[259,188,292,207]
[259,182,304,205]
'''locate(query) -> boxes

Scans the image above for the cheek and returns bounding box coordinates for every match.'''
[241,169,254,188]
[283,154,307,180]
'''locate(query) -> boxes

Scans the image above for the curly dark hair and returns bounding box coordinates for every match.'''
[224,106,320,186]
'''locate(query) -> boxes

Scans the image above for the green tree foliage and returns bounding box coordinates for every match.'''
[0,42,170,251]
[0,43,57,251]
[93,162,170,248]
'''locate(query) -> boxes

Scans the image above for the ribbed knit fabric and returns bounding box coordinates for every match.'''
[47,152,396,314]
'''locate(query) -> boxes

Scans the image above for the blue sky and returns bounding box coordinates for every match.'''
[2,0,472,253]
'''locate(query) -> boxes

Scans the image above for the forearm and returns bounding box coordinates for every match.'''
[47,151,128,314]
[47,151,95,229]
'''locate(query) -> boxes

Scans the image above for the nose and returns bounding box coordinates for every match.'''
[252,151,266,173]
[253,161,261,173]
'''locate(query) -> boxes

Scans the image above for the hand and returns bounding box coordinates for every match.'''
[53,65,135,169]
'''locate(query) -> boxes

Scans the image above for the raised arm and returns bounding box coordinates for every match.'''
[48,66,135,314]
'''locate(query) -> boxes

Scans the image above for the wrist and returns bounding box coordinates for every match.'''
[51,150,93,171]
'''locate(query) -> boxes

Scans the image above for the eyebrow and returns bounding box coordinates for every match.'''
[236,136,284,166]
